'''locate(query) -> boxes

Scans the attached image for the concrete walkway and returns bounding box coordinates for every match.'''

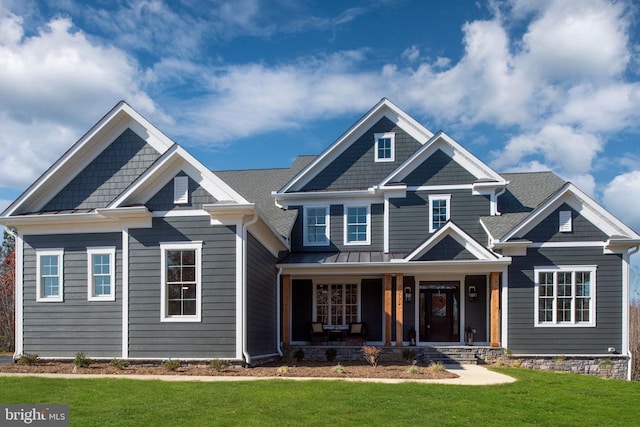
[0,364,515,385]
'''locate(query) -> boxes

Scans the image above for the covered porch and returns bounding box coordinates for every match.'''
[279,254,510,350]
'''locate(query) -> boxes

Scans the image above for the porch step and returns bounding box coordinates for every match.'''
[422,346,482,365]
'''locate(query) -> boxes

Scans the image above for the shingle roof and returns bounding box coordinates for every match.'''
[215,156,316,238]
[481,171,566,240]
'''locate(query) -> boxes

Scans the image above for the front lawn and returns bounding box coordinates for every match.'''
[0,368,638,426]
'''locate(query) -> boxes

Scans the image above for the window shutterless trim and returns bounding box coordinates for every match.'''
[87,247,116,302]
[428,194,451,233]
[303,205,330,246]
[533,265,597,327]
[343,204,371,245]
[160,241,202,322]
[36,249,64,302]
[374,132,395,162]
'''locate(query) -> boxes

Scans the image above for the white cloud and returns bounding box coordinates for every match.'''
[0,10,156,189]
[402,45,420,62]
[603,170,640,232]
[490,124,603,177]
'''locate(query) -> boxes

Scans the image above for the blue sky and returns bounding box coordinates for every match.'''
[1,1,640,258]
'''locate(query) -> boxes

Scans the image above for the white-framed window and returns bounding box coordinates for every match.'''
[87,247,116,301]
[534,266,596,327]
[160,242,202,322]
[344,205,370,245]
[559,210,572,232]
[314,283,359,327]
[36,249,64,302]
[303,205,330,246]
[374,132,395,162]
[174,176,189,204]
[429,194,451,232]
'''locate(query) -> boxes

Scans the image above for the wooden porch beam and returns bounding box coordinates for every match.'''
[395,273,404,347]
[282,274,291,346]
[384,273,392,347]
[490,272,500,347]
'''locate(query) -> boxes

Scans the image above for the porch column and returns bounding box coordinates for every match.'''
[490,272,500,347]
[395,273,404,347]
[282,274,291,346]
[384,273,392,347]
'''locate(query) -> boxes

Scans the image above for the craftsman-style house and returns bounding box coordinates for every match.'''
[2,99,638,377]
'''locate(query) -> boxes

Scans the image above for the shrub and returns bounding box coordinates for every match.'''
[109,358,129,369]
[332,364,346,374]
[361,345,381,367]
[553,355,566,371]
[74,352,92,368]
[276,365,289,375]
[293,348,305,362]
[402,349,417,362]
[428,361,446,372]
[406,365,421,374]
[209,359,230,372]
[17,353,39,366]
[325,348,337,362]
[162,358,181,372]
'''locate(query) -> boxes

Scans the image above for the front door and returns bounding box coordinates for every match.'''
[419,282,460,342]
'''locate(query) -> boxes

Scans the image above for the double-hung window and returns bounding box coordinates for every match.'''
[160,242,202,322]
[314,283,359,327]
[374,132,395,162]
[304,206,329,246]
[534,266,596,327]
[87,247,116,301]
[344,205,370,245]
[36,249,64,302]
[429,194,451,232]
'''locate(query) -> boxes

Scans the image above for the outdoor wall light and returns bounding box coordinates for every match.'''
[468,285,478,301]
[404,286,412,302]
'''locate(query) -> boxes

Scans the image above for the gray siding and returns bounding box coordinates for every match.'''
[301,117,422,191]
[404,149,476,186]
[43,129,161,212]
[128,217,237,358]
[289,203,384,252]
[523,203,608,242]
[464,275,487,342]
[146,172,218,211]
[22,233,122,357]
[508,247,622,354]
[416,235,476,261]
[246,233,278,357]
[389,190,490,252]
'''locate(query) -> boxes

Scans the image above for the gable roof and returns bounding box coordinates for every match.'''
[2,101,174,217]
[500,182,640,242]
[405,222,500,261]
[277,98,434,194]
[379,131,506,187]
[109,144,249,208]
[480,171,566,240]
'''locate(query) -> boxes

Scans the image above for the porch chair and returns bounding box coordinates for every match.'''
[345,322,367,346]
[309,322,328,345]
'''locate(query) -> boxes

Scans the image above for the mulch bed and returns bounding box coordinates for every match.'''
[0,360,458,380]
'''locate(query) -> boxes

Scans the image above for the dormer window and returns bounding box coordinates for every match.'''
[374,132,395,162]
[559,210,572,233]
[174,176,189,204]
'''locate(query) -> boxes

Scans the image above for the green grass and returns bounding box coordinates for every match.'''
[0,368,639,426]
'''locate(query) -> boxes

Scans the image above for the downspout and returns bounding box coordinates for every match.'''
[242,212,260,367]
[276,267,283,357]
[5,227,20,359]
[626,246,639,381]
